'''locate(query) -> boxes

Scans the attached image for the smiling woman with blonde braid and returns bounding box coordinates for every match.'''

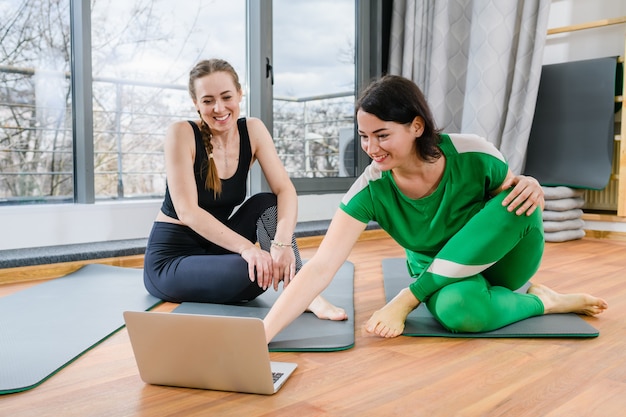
[143,59,346,319]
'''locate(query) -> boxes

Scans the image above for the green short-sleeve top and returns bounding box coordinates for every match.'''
[339,133,509,274]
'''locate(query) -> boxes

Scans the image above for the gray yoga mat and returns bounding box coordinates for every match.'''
[173,261,355,351]
[382,258,599,338]
[0,264,161,395]
[524,56,618,189]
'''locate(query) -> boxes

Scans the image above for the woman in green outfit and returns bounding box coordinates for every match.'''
[263,75,608,342]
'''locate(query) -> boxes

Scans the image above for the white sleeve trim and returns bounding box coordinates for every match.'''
[341,163,383,206]
[448,134,506,163]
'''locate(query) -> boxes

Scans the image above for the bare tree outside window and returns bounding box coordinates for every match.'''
[0,0,73,203]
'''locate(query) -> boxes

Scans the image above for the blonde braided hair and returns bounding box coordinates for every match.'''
[197,113,221,196]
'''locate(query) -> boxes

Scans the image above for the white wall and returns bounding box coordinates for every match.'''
[0,193,344,251]
[2,0,626,251]
[0,201,159,250]
[543,0,625,65]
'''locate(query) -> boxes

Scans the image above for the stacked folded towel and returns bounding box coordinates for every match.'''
[542,186,586,242]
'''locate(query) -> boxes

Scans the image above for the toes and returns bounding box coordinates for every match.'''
[364,320,378,334]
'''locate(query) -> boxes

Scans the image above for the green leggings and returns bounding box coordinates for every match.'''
[408,192,545,333]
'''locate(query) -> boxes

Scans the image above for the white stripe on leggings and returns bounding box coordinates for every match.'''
[426,258,496,278]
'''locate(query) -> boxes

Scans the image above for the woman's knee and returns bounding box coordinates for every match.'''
[429,286,490,333]
[486,191,543,233]
[244,192,277,212]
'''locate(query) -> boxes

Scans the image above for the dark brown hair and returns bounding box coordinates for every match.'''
[356,74,442,161]
[188,59,242,195]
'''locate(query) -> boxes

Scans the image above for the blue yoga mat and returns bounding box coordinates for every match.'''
[173,261,355,351]
[382,258,599,338]
[0,264,161,394]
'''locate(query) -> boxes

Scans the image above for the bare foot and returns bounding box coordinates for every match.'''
[528,283,608,316]
[307,295,348,321]
[365,288,420,338]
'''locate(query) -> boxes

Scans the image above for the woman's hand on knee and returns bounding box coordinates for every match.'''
[499,174,544,216]
[241,246,273,290]
[270,247,296,291]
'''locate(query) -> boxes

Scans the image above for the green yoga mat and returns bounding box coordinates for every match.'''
[382,258,599,338]
[173,261,355,351]
[0,264,161,395]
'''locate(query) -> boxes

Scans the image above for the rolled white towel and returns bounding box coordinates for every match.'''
[544,229,586,242]
[543,219,585,233]
[544,197,585,211]
[542,208,584,221]
[542,186,585,200]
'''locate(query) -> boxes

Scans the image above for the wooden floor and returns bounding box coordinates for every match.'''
[2,235,626,417]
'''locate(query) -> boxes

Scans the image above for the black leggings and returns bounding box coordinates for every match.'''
[143,193,302,303]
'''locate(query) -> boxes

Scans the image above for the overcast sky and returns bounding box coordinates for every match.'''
[92,0,354,98]
[272,0,355,97]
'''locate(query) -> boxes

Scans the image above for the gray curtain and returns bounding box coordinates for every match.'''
[389,0,550,174]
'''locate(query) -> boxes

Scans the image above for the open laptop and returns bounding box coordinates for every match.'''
[123,311,297,395]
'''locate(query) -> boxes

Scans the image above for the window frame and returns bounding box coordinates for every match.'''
[44,0,386,204]
[247,0,383,195]
[70,0,95,203]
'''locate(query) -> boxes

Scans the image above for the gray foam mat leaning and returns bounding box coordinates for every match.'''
[173,261,355,351]
[382,258,599,338]
[0,264,161,395]
[524,56,618,189]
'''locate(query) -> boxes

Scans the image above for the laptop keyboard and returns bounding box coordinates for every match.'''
[272,372,284,383]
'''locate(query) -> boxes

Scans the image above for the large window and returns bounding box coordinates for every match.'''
[89,0,246,200]
[0,0,371,205]
[0,0,247,204]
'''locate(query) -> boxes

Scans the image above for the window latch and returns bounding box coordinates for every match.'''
[265,57,274,85]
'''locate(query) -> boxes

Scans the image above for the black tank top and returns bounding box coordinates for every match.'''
[160,118,253,223]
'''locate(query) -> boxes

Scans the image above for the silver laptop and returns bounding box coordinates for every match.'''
[123,311,297,395]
